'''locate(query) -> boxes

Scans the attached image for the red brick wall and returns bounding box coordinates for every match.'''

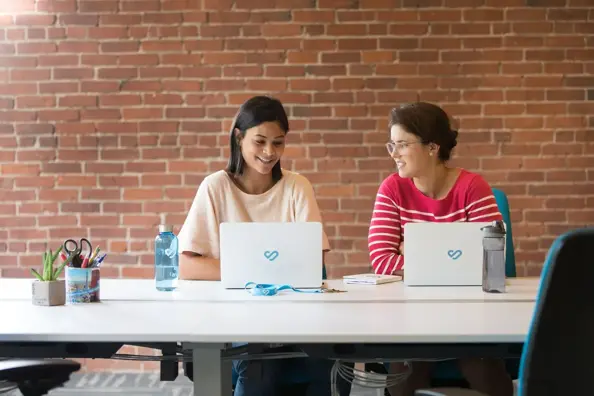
[1,0,593,282]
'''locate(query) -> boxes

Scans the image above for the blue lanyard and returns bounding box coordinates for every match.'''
[244,282,324,296]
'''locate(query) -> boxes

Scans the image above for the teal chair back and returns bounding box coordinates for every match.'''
[517,227,594,395]
[492,188,516,278]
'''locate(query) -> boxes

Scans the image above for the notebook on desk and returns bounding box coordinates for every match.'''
[219,222,324,289]
[403,222,490,287]
[343,273,402,285]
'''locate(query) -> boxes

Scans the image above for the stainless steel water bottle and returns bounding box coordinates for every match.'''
[481,220,506,293]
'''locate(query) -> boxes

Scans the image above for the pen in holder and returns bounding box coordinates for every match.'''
[65,267,100,304]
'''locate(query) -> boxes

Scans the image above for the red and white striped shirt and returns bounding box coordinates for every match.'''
[368,169,503,275]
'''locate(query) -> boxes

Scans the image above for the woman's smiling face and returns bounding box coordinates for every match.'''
[388,124,434,179]
[238,121,286,176]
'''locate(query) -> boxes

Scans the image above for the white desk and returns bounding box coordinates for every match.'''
[0,277,540,303]
[0,278,538,396]
[0,299,533,344]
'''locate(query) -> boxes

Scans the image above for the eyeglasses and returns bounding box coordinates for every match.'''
[385,141,422,155]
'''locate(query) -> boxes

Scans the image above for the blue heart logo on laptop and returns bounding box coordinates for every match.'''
[447,250,462,260]
[264,250,279,261]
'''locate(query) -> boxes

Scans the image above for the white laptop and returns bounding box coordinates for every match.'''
[403,222,491,287]
[219,222,324,289]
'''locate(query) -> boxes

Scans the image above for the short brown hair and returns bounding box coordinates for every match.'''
[389,102,458,162]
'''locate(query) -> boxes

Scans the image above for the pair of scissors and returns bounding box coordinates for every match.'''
[63,238,93,268]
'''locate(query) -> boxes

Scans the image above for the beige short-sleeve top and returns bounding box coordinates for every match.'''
[177,169,331,259]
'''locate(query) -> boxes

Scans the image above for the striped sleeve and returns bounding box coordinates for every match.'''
[368,180,403,275]
[465,175,503,223]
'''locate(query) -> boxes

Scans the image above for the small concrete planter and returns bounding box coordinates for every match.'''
[30,245,69,306]
[32,280,66,306]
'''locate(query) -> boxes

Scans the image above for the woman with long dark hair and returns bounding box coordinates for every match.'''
[177,96,348,396]
[178,95,329,281]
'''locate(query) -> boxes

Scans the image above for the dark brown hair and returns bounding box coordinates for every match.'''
[389,102,458,162]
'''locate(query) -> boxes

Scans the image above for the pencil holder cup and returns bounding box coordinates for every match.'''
[65,267,100,304]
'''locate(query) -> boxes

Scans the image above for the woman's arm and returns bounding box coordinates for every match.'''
[368,179,403,275]
[465,175,503,222]
[179,252,221,281]
[177,176,222,281]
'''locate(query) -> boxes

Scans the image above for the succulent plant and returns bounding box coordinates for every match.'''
[31,245,67,282]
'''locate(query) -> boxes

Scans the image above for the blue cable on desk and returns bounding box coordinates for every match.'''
[244,282,324,296]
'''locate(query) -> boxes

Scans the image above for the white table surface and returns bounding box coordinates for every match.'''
[0,299,534,344]
[0,277,537,344]
[0,278,540,303]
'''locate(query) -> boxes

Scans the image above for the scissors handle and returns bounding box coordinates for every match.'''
[63,239,80,256]
[63,238,92,268]
[79,238,93,268]
[79,238,92,257]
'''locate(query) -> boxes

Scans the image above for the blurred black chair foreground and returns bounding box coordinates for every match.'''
[0,358,80,396]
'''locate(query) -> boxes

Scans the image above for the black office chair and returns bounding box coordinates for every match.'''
[416,227,594,396]
[0,359,80,396]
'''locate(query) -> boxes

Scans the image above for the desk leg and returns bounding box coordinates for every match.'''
[191,344,232,396]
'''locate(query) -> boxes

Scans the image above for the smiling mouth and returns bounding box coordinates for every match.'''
[257,157,274,165]
[395,161,405,169]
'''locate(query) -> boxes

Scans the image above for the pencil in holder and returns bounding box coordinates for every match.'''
[65,267,100,304]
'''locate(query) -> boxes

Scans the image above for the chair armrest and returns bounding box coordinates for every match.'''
[415,388,489,396]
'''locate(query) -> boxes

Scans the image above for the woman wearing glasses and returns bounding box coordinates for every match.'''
[368,102,513,396]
